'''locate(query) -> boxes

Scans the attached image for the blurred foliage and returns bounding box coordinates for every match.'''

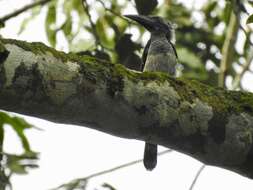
[45,1,57,47]
[7,0,251,89]
[0,112,39,190]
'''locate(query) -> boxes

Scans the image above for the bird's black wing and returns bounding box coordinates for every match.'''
[141,39,151,71]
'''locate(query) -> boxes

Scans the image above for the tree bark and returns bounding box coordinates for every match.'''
[1,38,253,179]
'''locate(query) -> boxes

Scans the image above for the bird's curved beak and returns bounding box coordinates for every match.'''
[124,14,154,31]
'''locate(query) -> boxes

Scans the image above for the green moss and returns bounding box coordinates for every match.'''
[1,38,98,64]
[111,63,172,85]
[83,58,253,116]
[170,78,253,117]
[136,71,171,83]
[2,38,76,62]
[77,55,125,97]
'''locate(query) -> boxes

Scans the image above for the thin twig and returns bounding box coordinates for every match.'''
[0,0,52,23]
[81,0,100,46]
[189,164,206,190]
[96,0,128,21]
[218,11,240,88]
[52,149,172,189]
[81,0,117,52]
[81,149,172,179]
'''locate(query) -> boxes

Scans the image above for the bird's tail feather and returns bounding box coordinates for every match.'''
[144,142,157,170]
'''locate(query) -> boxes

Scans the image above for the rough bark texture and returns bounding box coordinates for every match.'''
[0,38,253,178]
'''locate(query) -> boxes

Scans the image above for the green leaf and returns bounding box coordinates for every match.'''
[203,1,217,15]
[63,0,72,14]
[63,0,84,17]
[45,3,57,47]
[18,6,41,34]
[62,15,72,37]
[177,48,207,80]
[9,117,33,152]
[0,112,33,152]
[135,0,158,15]
[102,183,117,190]
[246,14,253,24]
[95,17,114,48]
[6,152,39,175]
[51,179,87,190]
[69,39,95,52]
[0,112,11,125]
[177,48,203,69]
[220,2,232,24]
[72,0,84,15]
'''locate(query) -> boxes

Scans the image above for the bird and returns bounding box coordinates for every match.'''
[124,15,178,171]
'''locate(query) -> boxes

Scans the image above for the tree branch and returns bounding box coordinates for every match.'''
[189,164,205,190]
[218,11,239,88]
[81,0,100,46]
[0,0,52,25]
[1,38,253,179]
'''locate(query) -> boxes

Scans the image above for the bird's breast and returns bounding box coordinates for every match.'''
[148,39,171,53]
[144,40,177,75]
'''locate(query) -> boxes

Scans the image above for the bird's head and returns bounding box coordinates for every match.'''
[124,15,174,39]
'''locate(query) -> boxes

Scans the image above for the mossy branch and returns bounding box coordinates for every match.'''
[1,38,253,179]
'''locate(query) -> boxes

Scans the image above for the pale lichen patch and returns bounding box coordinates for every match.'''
[123,79,151,106]
[205,113,253,165]
[123,79,180,127]
[4,43,81,105]
[178,99,213,136]
[66,61,80,72]
[155,81,180,126]
[225,113,253,156]
[4,44,38,86]
[193,99,213,134]
[37,56,80,105]
[123,80,180,109]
